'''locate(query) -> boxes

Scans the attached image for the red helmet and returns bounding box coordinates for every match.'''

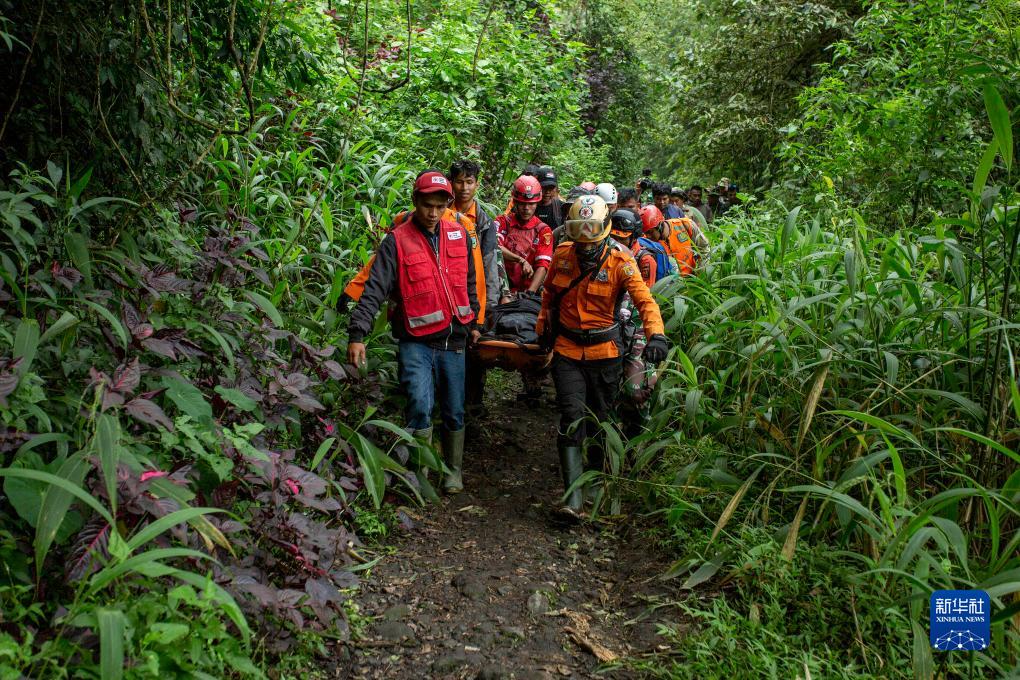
[512,175,543,203]
[640,205,665,233]
[580,181,597,192]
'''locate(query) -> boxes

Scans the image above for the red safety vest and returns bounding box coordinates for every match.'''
[393,218,475,336]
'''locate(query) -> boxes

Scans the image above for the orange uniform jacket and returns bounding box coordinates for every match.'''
[538,243,665,360]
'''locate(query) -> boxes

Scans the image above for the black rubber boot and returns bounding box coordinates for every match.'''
[557,444,584,520]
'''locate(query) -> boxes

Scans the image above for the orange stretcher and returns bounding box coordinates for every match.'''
[471,337,552,372]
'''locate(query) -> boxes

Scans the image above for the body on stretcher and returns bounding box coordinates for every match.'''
[470,292,551,371]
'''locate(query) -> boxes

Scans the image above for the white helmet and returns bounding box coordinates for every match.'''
[595,182,618,205]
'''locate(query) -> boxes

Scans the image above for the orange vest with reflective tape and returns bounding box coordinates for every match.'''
[662,219,696,276]
[393,219,475,336]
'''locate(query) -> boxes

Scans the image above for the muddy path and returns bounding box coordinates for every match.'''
[342,374,686,679]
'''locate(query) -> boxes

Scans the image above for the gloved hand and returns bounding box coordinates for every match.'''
[642,334,669,364]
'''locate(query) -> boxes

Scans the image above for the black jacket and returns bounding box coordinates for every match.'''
[347,215,479,349]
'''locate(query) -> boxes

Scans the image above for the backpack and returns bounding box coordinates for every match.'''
[637,237,675,281]
[486,292,543,344]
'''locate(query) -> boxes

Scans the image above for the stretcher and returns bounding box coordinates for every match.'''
[471,337,552,372]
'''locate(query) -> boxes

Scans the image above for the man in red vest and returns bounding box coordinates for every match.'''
[346,171,480,494]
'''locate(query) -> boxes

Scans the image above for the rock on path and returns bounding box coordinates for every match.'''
[343,375,681,679]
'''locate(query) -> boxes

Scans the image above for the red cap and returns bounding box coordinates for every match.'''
[413,171,454,198]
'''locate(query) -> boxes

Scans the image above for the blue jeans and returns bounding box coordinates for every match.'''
[397,341,466,432]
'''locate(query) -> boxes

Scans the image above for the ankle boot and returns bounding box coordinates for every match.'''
[441,428,466,494]
[557,444,584,519]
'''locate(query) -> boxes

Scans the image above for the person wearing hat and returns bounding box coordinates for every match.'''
[537,195,667,519]
[346,170,480,494]
[534,166,566,230]
[726,183,741,209]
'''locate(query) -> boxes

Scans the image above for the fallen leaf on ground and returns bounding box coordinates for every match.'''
[561,610,619,662]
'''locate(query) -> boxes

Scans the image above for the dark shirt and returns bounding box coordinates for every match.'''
[348,215,479,349]
[663,204,683,219]
[535,198,565,230]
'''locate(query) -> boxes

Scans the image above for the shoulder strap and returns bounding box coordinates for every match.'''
[548,248,612,339]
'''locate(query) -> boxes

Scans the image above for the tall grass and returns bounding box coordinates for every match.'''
[596,99,1019,675]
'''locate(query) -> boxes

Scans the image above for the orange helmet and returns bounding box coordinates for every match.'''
[579,181,597,192]
[640,205,666,233]
[512,175,542,203]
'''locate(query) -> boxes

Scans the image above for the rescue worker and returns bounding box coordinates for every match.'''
[495,175,554,405]
[535,166,566,230]
[495,175,553,296]
[595,182,618,212]
[641,205,697,276]
[443,160,506,434]
[554,185,595,246]
[667,210,711,265]
[346,171,480,494]
[687,184,713,224]
[537,195,667,519]
[611,209,667,287]
[341,163,500,320]
[610,210,662,430]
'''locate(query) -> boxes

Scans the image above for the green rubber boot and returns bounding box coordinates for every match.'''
[442,428,466,494]
[557,444,584,519]
[410,426,434,480]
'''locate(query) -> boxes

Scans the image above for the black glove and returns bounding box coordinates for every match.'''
[642,334,669,364]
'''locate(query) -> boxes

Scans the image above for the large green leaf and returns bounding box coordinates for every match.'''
[97,608,126,680]
[983,84,1013,170]
[64,232,93,288]
[94,413,121,515]
[163,377,212,424]
[13,318,40,378]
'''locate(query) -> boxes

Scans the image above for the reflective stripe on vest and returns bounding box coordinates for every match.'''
[393,219,475,336]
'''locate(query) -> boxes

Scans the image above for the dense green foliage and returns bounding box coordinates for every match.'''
[1,0,1018,677]
[0,0,599,676]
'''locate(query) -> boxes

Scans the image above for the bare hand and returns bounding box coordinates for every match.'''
[347,342,367,367]
[470,329,481,346]
[520,259,534,278]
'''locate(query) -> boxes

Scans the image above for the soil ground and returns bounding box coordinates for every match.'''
[342,372,688,679]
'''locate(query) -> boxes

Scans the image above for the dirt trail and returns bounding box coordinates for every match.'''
[344,376,683,679]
